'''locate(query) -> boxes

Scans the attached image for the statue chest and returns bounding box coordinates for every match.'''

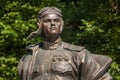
[31,48,77,80]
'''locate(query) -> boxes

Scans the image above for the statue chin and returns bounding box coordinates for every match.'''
[44,32,61,37]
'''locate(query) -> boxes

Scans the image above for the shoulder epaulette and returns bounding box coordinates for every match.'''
[63,42,85,52]
[25,42,41,53]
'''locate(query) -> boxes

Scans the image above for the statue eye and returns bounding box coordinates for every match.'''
[43,19,51,23]
[54,19,60,22]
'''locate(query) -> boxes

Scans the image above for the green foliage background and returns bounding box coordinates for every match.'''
[0,0,120,80]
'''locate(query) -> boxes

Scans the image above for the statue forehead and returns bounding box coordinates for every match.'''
[43,14,61,19]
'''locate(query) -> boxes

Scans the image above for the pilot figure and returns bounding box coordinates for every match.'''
[18,7,113,80]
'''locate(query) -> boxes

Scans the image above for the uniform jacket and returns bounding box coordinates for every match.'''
[18,42,113,80]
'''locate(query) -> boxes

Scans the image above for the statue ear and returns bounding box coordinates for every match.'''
[60,19,64,33]
[36,19,42,35]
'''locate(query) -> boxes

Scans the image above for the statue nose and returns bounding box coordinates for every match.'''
[51,20,55,26]
[51,20,55,24]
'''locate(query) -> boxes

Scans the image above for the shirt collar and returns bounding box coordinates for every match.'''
[43,37,62,50]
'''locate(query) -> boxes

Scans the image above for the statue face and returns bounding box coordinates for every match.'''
[42,14,62,36]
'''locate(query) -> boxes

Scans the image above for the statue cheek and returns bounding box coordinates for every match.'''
[42,26,50,33]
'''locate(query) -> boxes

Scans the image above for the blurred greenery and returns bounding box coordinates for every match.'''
[0,0,120,80]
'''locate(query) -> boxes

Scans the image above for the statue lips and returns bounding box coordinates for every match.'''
[50,26,58,32]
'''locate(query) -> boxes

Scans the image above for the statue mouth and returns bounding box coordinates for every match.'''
[50,27,57,30]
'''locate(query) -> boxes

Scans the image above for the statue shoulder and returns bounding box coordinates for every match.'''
[25,42,42,51]
[63,42,85,52]
[18,43,42,75]
[18,52,31,75]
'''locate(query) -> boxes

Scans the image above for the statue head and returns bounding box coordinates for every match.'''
[27,7,64,40]
[37,7,64,38]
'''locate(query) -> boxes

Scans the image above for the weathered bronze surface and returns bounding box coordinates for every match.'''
[18,7,113,80]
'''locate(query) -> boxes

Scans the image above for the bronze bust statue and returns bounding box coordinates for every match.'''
[18,7,113,80]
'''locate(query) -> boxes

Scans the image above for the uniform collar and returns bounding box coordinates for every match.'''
[43,37,62,50]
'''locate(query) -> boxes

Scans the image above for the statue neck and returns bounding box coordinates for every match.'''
[43,36,62,50]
